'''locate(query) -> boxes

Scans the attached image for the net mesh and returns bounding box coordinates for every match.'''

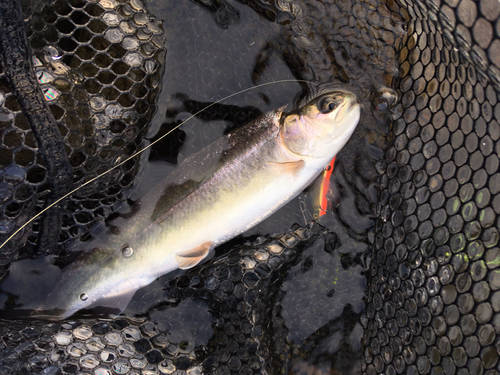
[0,0,498,374]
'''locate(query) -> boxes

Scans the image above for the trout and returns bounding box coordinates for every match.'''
[35,89,361,320]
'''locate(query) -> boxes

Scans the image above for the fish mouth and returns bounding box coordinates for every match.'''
[339,101,361,126]
[327,101,361,148]
[332,98,358,127]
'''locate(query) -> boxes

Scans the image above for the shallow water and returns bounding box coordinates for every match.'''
[0,0,401,373]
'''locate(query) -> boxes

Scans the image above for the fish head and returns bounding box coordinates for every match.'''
[280,90,361,159]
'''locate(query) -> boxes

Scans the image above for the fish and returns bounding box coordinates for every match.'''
[33,89,361,320]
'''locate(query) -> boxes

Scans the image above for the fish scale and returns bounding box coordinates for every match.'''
[0,0,499,374]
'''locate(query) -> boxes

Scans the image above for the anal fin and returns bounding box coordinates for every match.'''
[267,160,305,175]
[175,241,212,269]
[100,290,137,317]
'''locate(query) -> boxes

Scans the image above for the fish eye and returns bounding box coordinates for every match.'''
[318,97,339,114]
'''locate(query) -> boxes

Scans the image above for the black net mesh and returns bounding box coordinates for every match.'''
[0,0,165,268]
[364,0,500,374]
[0,0,498,374]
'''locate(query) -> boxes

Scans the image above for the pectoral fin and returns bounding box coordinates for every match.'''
[175,241,212,269]
[267,160,305,175]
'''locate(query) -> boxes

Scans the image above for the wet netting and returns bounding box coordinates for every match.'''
[363,1,500,374]
[0,0,499,374]
[0,0,165,265]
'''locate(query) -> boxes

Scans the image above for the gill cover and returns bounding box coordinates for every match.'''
[280,91,360,158]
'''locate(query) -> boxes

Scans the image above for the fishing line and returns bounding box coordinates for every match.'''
[0,79,315,250]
